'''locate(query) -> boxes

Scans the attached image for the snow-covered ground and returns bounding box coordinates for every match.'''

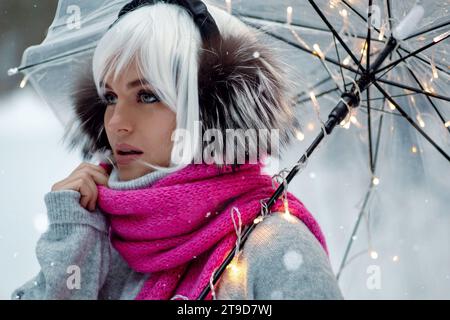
[1,87,449,299]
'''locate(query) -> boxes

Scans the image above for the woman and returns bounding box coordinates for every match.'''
[12,0,343,300]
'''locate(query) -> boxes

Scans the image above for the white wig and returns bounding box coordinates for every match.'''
[93,2,202,173]
[68,1,299,173]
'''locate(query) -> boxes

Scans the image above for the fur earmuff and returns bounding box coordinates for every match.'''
[66,29,299,163]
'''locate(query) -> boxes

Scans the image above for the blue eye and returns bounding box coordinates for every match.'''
[103,93,117,105]
[138,90,159,104]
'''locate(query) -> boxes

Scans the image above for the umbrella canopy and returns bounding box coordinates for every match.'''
[8,0,450,299]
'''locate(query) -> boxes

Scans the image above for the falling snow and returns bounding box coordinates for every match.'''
[282,250,303,271]
[33,213,48,233]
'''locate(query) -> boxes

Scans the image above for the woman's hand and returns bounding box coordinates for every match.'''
[51,163,110,212]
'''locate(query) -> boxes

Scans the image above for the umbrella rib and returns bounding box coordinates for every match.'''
[345,0,450,76]
[14,45,97,73]
[295,75,334,100]
[337,181,374,280]
[373,81,450,162]
[361,92,419,102]
[286,25,450,104]
[296,87,341,104]
[237,12,385,43]
[375,78,450,102]
[397,47,449,75]
[404,20,450,41]
[367,86,375,172]
[337,98,387,280]
[372,97,388,166]
[385,0,393,32]
[242,20,364,77]
[332,35,347,90]
[376,32,450,74]
[366,0,374,172]
[360,105,403,117]
[394,50,450,134]
[307,0,366,73]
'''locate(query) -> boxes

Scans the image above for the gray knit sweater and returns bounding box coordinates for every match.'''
[11,167,343,300]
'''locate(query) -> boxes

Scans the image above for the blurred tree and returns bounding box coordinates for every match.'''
[0,0,58,98]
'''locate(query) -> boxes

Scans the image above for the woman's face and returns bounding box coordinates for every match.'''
[103,63,176,181]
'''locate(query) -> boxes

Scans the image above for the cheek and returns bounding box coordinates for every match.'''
[103,107,111,125]
[141,108,176,144]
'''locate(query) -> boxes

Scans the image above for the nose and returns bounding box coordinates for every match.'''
[106,102,133,135]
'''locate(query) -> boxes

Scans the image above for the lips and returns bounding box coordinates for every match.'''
[115,143,144,165]
[115,153,143,165]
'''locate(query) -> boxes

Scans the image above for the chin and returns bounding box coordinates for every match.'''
[117,165,141,181]
[117,163,153,181]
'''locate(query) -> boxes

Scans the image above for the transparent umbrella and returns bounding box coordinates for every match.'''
[8,0,450,299]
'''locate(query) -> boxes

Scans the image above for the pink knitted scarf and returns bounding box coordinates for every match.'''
[96,162,328,300]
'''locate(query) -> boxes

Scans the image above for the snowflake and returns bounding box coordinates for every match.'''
[282,249,303,271]
[33,213,48,233]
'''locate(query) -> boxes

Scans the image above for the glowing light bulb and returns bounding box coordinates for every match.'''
[286,6,293,24]
[283,198,290,216]
[393,255,399,262]
[433,30,449,43]
[416,114,425,128]
[340,119,351,129]
[313,44,325,59]
[295,129,305,141]
[309,91,321,112]
[388,101,396,110]
[339,9,348,17]
[378,25,385,40]
[8,67,18,76]
[411,146,418,153]
[432,67,439,79]
[370,250,378,259]
[282,199,296,223]
[307,122,315,131]
[253,216,263,224]
[226,260,241,279]
[19,77,27,89]
[445,121,450,128]
[372,177,380,186]
[360,42,368,56]
[225,0,232,14]
[343,56,350,65]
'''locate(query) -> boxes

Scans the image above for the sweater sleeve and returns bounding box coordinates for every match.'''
[216,212,344,300]
[11,190,117,300]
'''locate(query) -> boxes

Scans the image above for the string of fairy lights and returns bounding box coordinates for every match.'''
[203,0,449,296]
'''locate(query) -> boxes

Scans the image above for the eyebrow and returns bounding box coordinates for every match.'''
[103,79,151,90]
